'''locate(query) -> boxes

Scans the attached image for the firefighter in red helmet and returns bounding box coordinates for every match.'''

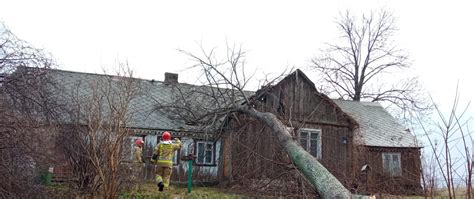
[153,131,181,191]
[134,139,144,163]
[131,138,144,195]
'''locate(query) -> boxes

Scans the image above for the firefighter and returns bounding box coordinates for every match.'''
[153,131,182,192]
[133,139,144,164]
[131,139,144,194]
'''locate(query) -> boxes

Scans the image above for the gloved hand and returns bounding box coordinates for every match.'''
[151,154,158,163]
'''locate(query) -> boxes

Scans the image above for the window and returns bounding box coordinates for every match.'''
[195,141,215,165]
[172,148,180,165]
[299,128,321,159]
[382,153,401,176]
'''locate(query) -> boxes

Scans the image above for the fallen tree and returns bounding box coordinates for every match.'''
[155,44,367,198]
[239,107,352,198]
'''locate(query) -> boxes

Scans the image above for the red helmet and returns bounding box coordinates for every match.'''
[162,131,171,141]
[135,139,144,146]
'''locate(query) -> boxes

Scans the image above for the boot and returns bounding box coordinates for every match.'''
[157,182,164,192]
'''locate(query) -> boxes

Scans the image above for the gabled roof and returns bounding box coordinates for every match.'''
[45,68,233,135]
[253,69,359,128]
[28,68,419,146]
[333,99,419,148]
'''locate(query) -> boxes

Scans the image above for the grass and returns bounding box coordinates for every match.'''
[376,188,471,199]
[50,182,472,198]
[119,183,249,199]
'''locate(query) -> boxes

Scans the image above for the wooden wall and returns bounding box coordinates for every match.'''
[256,71,354,127]
[222,70,357,195]
[353,146,422,195]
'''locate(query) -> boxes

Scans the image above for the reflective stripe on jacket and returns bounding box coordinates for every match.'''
[155,139,182,167]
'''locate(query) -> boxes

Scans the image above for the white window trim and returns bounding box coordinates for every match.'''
[196,140,215,165]
[172,150,179,165]
[170,137,181,165]
[382,152,402,176]
[299,128,322,159]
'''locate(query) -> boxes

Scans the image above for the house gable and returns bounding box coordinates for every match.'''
[254,69,357,129]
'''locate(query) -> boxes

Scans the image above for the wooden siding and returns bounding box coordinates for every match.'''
[257,71,355,186]
[224,71,356,195]
[256,72,354,127]
[225,117,354,188]
[223,118,316,196]
[353,146,422,195]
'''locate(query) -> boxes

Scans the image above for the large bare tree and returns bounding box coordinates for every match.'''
[311,10,431,123]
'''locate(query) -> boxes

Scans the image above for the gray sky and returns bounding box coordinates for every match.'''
[2,0,474,184]
[1,0,473,113]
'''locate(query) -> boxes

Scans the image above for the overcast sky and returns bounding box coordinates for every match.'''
[1,0,473,114]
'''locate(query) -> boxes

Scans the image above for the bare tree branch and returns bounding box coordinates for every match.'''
[311,10,431,125]
[0,22,56,198]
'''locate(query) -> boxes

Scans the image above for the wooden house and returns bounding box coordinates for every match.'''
[220,69,422,196]
[25,67,420,195]
[43,69,224,184]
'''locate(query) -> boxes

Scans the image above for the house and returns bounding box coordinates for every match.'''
[17,67,421,195]
[220,69,422,196]
[40,68,226,184]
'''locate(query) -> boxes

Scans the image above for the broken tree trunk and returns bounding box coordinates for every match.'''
[239,106,352,198]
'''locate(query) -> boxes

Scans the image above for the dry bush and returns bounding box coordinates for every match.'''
[419,87,473,199]
[0,22,56,198]
[56,66,141,198]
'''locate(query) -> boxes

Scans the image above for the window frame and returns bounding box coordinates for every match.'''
[172,139,181,166]
[382,152,402,177]
[298,128,322,159]
[194,140,216,166]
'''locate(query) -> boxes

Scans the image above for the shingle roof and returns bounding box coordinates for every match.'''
[333,99,419,148]
[42,68,418,145]
[47,68,235,134]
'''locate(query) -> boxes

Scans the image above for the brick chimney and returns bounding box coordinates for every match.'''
[164,72,178,84]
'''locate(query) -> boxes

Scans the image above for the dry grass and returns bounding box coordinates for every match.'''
[377,187,471,199]
[48,182,474,198]
[119,183,249,199]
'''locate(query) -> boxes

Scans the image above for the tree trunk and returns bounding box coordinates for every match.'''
[353,84,362,101]
[239,106,352,198]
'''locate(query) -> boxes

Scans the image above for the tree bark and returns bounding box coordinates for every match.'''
[239,106,352,198]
